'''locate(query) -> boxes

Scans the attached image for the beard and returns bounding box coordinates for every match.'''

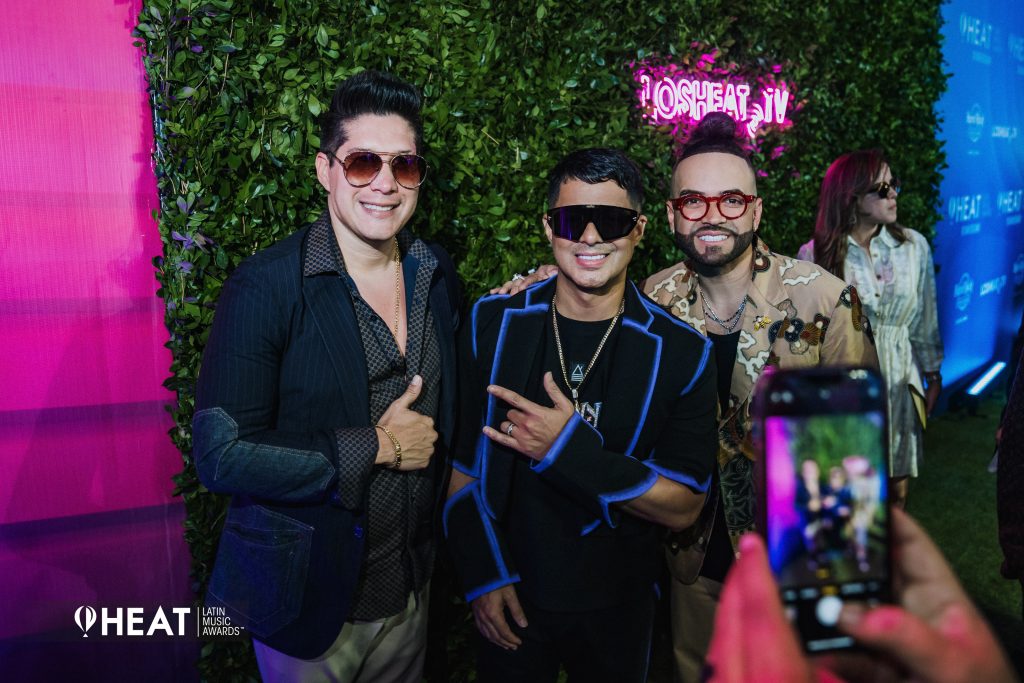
[674,227,756,273]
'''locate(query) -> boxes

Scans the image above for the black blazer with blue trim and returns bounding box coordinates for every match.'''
[192,214,459,659]
[444,277,718,602]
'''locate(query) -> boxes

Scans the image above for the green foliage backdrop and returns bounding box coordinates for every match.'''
[134,0,945,678]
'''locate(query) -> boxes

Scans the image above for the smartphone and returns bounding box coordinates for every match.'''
[754,366,892,653]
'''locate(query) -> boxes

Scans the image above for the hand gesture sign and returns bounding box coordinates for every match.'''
[482,372,575,462]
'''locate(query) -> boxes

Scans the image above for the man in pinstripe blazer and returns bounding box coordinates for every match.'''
[193,71,459,682]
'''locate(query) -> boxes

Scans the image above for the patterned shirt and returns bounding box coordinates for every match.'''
[799,229,943,477]
[303,215,441,620]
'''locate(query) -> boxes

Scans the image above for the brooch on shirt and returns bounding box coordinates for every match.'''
[754,315,772,331]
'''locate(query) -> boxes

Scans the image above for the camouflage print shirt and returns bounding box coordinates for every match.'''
[644,241,879,552]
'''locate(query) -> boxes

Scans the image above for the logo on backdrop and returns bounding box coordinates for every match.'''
[1010,33,1024,71]
[71,605,243,640]
[980,275,1007,297]
[954,273,974,312]
[960,13,993,48]
[75,605,97,637]
[966,103,985,143]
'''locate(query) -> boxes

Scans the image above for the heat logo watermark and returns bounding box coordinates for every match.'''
[73,605,243,640]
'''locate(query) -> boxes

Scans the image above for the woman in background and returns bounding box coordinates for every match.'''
[798,150,943,509]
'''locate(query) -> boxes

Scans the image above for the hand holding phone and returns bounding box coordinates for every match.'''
[754,367,891,653]
[705,510,1019,683]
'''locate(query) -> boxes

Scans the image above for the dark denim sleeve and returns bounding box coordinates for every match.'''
[193,261,339,502]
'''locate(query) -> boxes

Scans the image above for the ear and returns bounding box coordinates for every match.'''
[665,200,677,235]
[314,152,332,192]
[752,196,764,232]
[632,215,647,245]
[543,215,554,246]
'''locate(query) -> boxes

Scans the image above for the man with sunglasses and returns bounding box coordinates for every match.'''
[193,71,459,682]
[444,148,718,683]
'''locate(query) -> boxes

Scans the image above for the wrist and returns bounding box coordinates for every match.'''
[923,371,942,384]
[375,424,403,470]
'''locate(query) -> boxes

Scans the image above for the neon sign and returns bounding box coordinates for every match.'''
[633,50,796,137]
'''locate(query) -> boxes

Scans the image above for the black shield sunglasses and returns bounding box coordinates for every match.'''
[545,205,640,242]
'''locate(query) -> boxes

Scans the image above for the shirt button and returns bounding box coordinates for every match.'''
[353,524,364,539]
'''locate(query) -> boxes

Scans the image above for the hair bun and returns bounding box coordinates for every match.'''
[690,112,739,145]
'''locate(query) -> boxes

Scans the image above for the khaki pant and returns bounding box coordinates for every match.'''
[669,575,722,683]
[254,585,429,683]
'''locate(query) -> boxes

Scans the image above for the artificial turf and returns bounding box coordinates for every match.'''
[912,395,1024,676]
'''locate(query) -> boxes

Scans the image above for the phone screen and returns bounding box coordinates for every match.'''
[763,409,890,652]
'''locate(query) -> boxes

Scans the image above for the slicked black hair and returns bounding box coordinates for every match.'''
[546,148,644,209]
[674,112,755,174]
[319,70,424,160]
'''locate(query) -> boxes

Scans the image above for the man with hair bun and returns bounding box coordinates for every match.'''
[646,111,878,682]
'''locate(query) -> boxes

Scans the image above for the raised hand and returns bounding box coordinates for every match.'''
[482,372,574,461]
[488,264,558,295]
[375,375,437,470]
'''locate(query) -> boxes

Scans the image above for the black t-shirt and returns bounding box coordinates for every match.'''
[505,312,659,611]
[702,330,742,582]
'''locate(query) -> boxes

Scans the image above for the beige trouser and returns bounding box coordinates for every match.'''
[253,585,429,683]
[670,575,723,683]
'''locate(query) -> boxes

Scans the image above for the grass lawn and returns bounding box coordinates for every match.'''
[911,395,1024,676]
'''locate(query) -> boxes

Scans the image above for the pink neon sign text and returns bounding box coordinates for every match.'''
[637,72,793,137]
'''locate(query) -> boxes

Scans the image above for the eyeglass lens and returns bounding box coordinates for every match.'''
[340,152,427,189]
[673,193,752,221]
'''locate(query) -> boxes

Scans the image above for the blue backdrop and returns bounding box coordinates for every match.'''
[935,0,1024,388]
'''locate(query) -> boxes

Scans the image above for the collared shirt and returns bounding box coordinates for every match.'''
[304,215,441,620]
[799,228,943,477]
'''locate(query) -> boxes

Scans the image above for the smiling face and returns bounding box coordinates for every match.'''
[545,178,645,299]
[856,163,898,228]
[667,152,762,275]
[315,113,419,251]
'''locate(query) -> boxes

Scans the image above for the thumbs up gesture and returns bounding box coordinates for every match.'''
[375,375,437,470]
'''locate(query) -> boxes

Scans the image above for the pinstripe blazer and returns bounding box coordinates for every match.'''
[192,214,459,658]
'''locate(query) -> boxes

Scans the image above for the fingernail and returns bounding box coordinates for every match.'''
[838,603,865,628]
[411,375,422,385]
[738,532,759,554]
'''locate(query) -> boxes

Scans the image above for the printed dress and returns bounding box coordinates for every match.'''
[799,229,943,477]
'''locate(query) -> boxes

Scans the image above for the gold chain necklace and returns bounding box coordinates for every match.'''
[391,238,401,341]
[551,295,625,413]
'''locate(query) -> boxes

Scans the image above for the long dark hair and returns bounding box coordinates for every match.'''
[812,149,906,279]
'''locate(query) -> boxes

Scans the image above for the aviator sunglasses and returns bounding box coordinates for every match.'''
[867,178,901,199]
[545,204,640,242]
[332,151,428,189]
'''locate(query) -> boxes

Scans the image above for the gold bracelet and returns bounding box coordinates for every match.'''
[375,424,402,470]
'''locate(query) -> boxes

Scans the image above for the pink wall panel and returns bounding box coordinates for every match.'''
[0,1,194,667]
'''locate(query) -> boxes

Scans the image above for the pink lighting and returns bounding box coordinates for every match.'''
[633,49,797,139]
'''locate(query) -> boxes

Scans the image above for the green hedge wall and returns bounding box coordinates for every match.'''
[134,0,945,679]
